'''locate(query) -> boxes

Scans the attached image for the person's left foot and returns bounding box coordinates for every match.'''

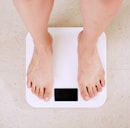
[78,31,105,101]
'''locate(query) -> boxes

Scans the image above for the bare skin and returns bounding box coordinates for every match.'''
[13,0,54,101]
[14,0,123,101]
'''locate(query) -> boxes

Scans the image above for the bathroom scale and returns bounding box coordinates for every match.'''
[26,27,107,108]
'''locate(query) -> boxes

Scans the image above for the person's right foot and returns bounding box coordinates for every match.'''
[27,33,53,101]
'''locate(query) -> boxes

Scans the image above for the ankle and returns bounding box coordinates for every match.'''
[81,30,99,42]
[78,44,97,57]
[79,31,97,47]
[33,32,53,51]
[78,31,98,56]
[33,31,52,44]
[34,44,52,57]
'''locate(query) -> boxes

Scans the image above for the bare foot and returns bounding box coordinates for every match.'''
[27,33,53,101]
[78,31,105,101]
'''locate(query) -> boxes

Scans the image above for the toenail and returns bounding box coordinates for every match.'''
[85,96,89,101]
[45,97,50,102]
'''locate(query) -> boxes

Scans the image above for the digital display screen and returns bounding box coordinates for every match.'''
[54,88,78,101]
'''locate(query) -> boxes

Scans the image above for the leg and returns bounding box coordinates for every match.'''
[13,0,54,101]
[78,0,123,100]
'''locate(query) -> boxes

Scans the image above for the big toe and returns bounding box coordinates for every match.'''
[43,87,52,102]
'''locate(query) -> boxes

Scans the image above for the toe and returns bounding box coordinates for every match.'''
[87,87,95,98]
[39,87,44,99]
[96,83,102,92]
[35,87,40,96]
[43,86,52,102]
[92,86,98,96]
[31,84,36,94]
[100,79,105,87]
[79,84,90,101]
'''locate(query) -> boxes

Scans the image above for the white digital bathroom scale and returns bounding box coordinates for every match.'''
[26,27,107,108]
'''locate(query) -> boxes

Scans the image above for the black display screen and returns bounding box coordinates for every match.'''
[54,88,78,101]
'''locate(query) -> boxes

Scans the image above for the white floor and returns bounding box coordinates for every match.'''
[0,0,130,128]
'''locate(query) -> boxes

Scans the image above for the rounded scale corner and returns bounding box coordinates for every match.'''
[26,32,32,43]
[102,32,106,38]
[26,32,30,38]
[25,94,39,108]
[102,32,106,36]
[98,32,106,43]
[25,96,36,108]
[92,94,107,108]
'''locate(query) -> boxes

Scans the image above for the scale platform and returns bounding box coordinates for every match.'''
[26,27,107,108]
